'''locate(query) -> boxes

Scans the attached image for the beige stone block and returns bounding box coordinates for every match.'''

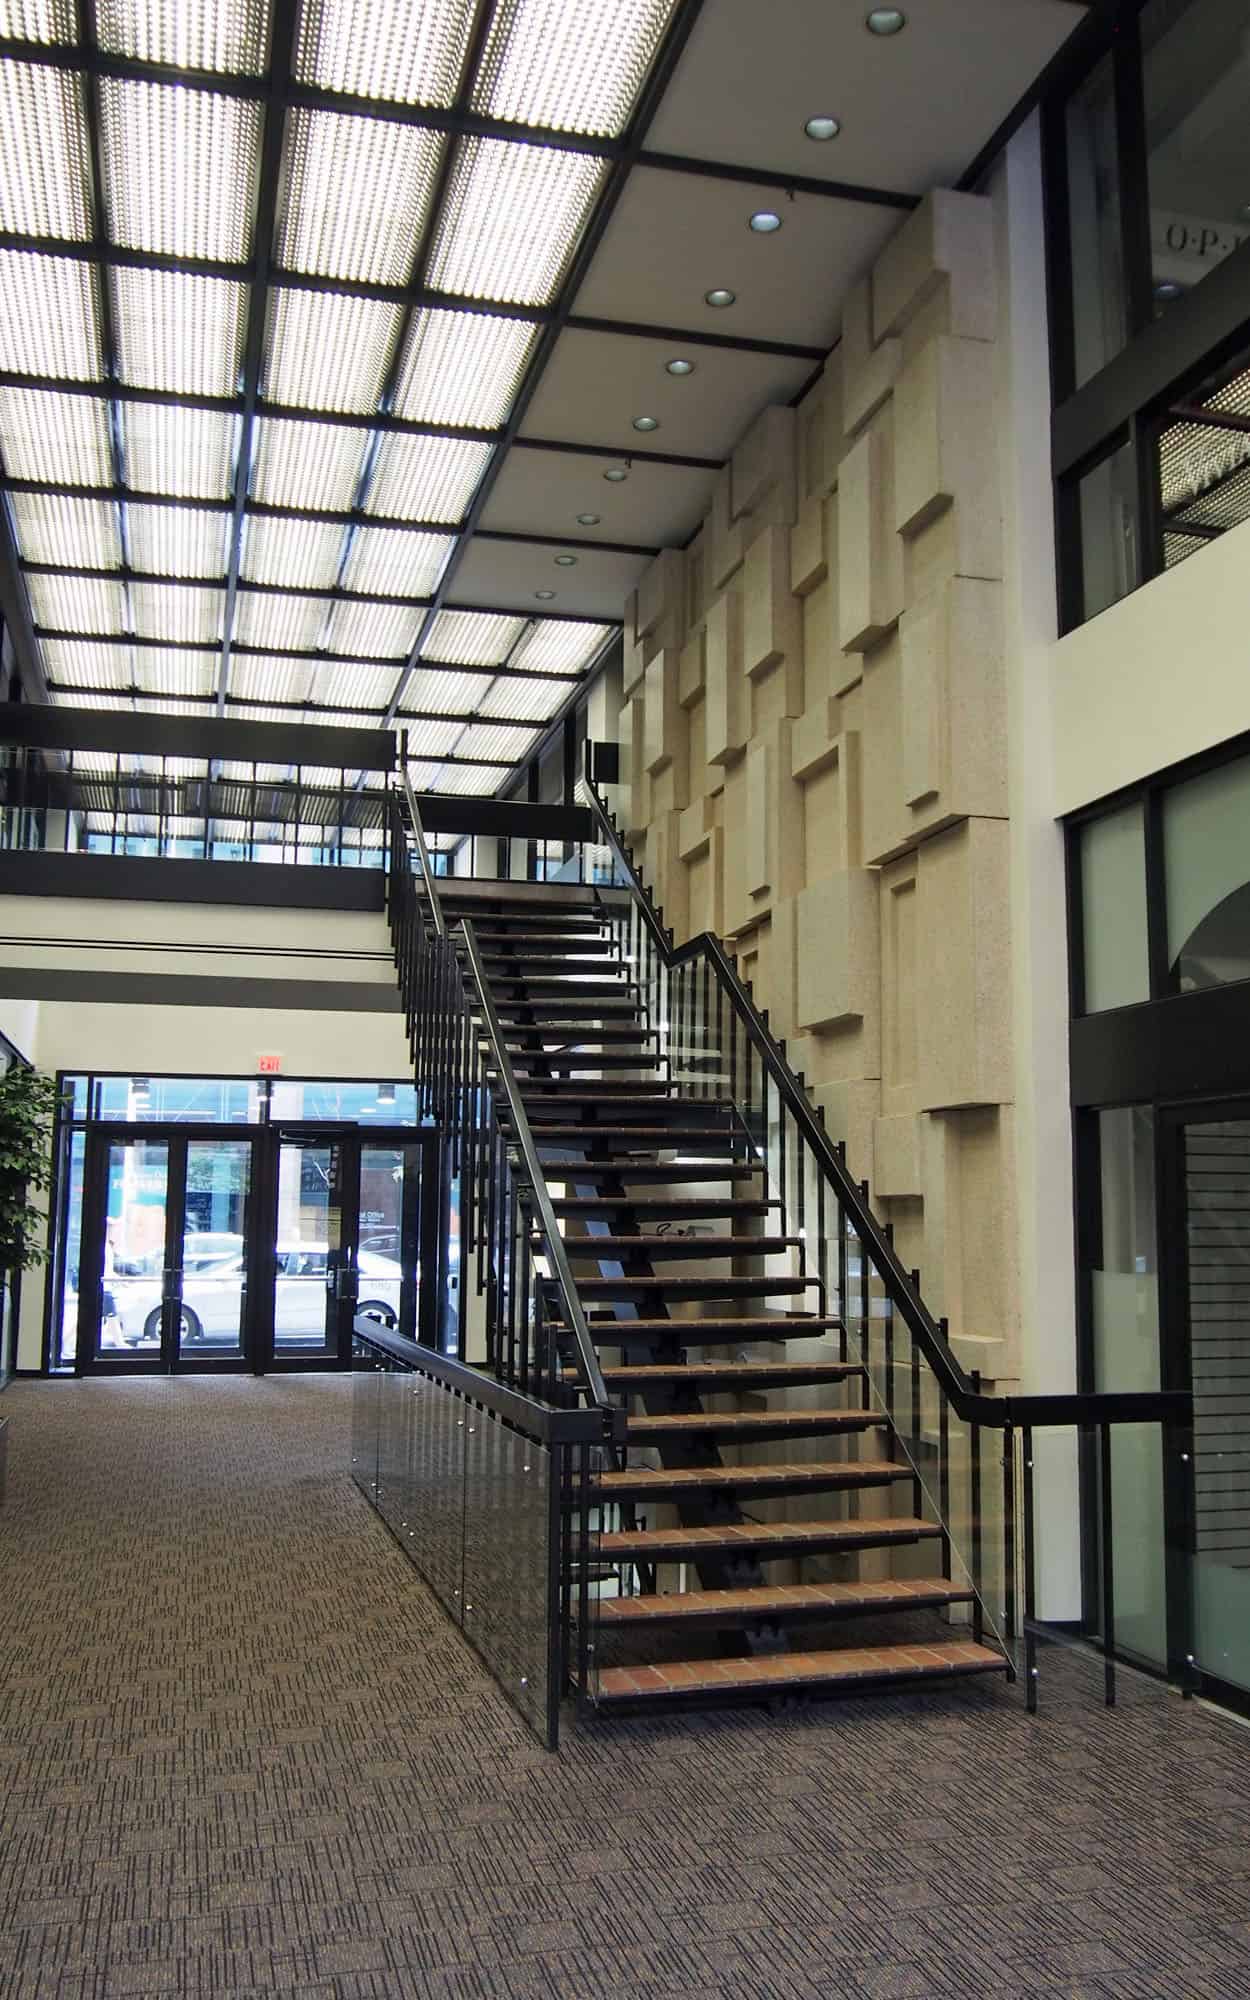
[642,647,680,775]
[915,818,1011,1112]
[893,335,1001,580]
[790,492,827,597]
[900,575,1008,833]
[921,1106,1018,1353]
[799,728,862,877]
[873,1113,922,1200]
[622,693,648,838]
[636,548,685,649]
[678,627,706,708]
[838,408,903,655]
[766,894,799,1039]
[721,761,753,937]
[789,699,840,783]
[708,468,746,589]
[684,531,706,632]
[731,406,797,525]
[622,593,647,698]
[872,189,996,345]
[645,808,686,935]
[677,793,716,861]
[860,631,907,867]
[743,524,802,685]
[704,584,745,767]
[841,275,901,437]
[650,757,690,817]
[686,825,724,936]
[795,869,878,1032]
[685,695,714,801]
[879,851,919,1116]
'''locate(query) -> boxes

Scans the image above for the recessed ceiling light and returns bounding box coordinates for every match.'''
[554,553,578,566]
[666,357,694,376]
[749,210,782,234]
[632,415,659,432]
[804,115,841,141]
[576,511,601,525]
[866,7,906,32]
[704,287,735,307]
[603,465,629,481]
[1155,279,1184,301]
[534,588,556,599]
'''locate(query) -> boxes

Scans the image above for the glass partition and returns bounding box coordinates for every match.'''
[1163,753,1250,992]
[1079,803,1150,1013]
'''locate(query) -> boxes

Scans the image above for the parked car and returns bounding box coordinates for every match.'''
[112,1242,403,1347]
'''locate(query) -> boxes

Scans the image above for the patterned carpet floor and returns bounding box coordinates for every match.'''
[1,1375,1249,2000]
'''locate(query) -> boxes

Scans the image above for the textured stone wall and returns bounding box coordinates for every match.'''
[614,190,1017,1374]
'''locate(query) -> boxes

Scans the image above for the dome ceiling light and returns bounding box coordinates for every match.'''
[804,115,841,141]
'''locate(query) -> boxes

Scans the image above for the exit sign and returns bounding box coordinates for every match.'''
[257,1053,282,1074]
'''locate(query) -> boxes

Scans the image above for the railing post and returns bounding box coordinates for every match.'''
[970,1368,983,1646]
[1002,1418,1017,1681]
[1022,1422,1038,1712]
[1099,1419,1116,1706]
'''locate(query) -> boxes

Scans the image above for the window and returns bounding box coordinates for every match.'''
[1076,436,1141,622]
[1079,802,1150,1013]
[1066,52,1127,389]
[1141,0,1250,318]
[1163,752,1250,991]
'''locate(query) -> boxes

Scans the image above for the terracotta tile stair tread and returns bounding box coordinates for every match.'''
[583,1315,840,1335]
[593,1641,1007,1702]
[600,1516,942,1558]
[542,1164,762,1182]
[552,1197,775,1215]
[572,1276,813,1296]
[597,1362,861,1385]
[531,1128,738,1143]
[593,1458,912,1495]
[597,1578,974,1624]
[626,1408,878,1434]
[554,1233,798,1258]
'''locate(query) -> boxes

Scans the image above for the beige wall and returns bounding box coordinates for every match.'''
[613,186,1021,1379]
[1051,515,1250,816]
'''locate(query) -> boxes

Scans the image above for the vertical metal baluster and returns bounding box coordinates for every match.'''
[1002,1419,1017,1680]
[1022,1423,1038,1712]
[910,1308,922,1519]
[970,1369,983,1646]
[939,1391,951,1580]
[1099,1419,1116,1706]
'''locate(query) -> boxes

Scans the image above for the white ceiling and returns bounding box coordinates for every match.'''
[0,0,1089,794]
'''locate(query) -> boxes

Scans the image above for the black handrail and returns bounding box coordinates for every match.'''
[389,777,620,1442]
[352,1315,609,1443]
[578,776,1188,1435]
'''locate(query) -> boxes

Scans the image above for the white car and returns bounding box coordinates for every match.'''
[113,1242,403,1347]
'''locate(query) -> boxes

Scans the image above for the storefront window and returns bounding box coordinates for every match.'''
[1079,802,1150,1013]
[1141,0,1250,316]
[1163,753,1250,991]
[1067,51,1127,388]
[1077,437,1140,622]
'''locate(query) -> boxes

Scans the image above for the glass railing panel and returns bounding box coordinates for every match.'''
[462,1411,556,1742]
[350,1338,382,1500]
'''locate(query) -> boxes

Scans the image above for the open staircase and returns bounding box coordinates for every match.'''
[438,879,1008,1713]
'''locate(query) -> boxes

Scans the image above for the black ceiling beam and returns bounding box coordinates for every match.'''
[510,436,722,472]
[383,0,709,730]
[0,498,49,703]
[1168,402,1250,436]
[0,371,502,444]
[564,312,826,361]
[40,634,585,684]
[216,0,300,717]
[473,527,658,557]
[634,148,918,210]
[2,477,464,537]
[77,0,131,618]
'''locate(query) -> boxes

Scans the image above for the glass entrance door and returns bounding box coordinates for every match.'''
[77,1132,255,1370]
[271,1134,347,1358]
[1167,1110,1250,1702]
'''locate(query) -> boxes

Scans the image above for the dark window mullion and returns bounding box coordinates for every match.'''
[1113,15,1155,340]
[1143,786,1170,999]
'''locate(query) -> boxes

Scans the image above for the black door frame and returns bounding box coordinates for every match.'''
[73,1121,439,1376]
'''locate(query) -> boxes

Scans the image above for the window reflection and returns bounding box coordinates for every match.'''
[1142,0,1250,315]
[1164,755,1250,991]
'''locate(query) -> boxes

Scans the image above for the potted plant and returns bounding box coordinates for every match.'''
[0,1064,62,1277]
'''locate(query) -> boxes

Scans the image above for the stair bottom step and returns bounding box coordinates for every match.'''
[599,1577,973,1627]
[592,1640,1006,1704]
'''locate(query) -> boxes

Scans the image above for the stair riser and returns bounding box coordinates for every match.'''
[598,1587,975,1631]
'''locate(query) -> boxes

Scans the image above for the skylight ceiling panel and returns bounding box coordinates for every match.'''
[404,758,442,792]
[392,308,537,429]
[234,588,327,653]
[404,718,464,758]
[127,501,227,579]
[130,696,207,717]
[433,760,511,796]
[0,62,92,238]
[0,386,112,486]
[323,598,422,659]
[341,525,453,598]
[423,608,524,666]
[42,637,133,687]
[0,1,76,45]
[97,0,269,74]
[278,109,442,286]
[241,514,346,591]
[122,403,238,500]
[113,268,247,398]
[264,288,403,415]
[12,492,120,568]
[509,616,611,673]
[132,648,218,699]
[366,434,492,525]
[250,417,369,515]
[426,138,608,307]
[310,660,401,710]
[218,760,292,783]
[400,666,487,713]
[131,581,223,644]
[26,571,126,635]
[229,653,315,704]
[0,252,101,377]
[456,720,538,763]
[100,80,262,262]
[472,0,677,139]
[477,672,568,722]
[226,702,305,724]
[52,687,132,712]
[295,0,472,104]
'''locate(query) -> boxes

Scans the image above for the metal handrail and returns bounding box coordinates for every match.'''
[389,774,619,1439]
[352,1315,610,1443]
[577,774,1189,1438]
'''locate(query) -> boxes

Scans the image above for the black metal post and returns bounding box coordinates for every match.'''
[1022,1423,1038,1713]
[1099,1419,1116,1706]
